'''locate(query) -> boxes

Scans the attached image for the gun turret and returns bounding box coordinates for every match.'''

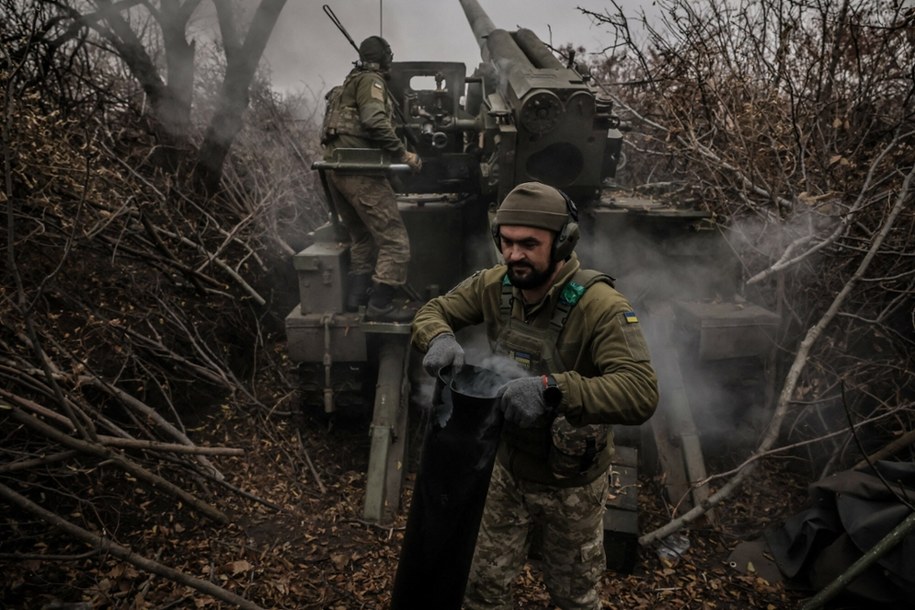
[458,0,620,204]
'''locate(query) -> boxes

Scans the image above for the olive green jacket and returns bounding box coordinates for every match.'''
[323,66,405,159]
[412,254,659,485]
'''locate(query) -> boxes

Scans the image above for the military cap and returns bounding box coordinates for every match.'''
[494,182,571,232]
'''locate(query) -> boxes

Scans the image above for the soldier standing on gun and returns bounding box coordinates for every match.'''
[322,36,421,322]
[412,181,659,610]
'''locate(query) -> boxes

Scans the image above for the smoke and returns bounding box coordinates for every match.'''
[582,213,738,304]
[476,353,528,381]
[725,205,841,284]
[581,209,780,459]
[409,326,526,422]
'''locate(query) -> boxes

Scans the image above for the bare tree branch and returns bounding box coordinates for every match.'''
[641,154,914,547]
[0,482,266,610]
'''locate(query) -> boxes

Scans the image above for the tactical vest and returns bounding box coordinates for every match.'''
[494,269,616,480]
[321,68,383,145]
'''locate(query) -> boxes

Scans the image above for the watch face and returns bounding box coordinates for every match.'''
[544,384,562,407]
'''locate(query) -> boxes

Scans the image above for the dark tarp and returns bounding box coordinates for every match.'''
[765,460,915,605]
[390,365,509,610]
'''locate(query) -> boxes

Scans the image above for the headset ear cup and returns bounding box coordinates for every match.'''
[553,221,579,261]
[550,189,579,262]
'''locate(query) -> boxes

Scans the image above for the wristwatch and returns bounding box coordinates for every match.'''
[541,374,562,408]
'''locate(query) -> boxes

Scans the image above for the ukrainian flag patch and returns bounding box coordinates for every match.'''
[511,351,533,369]
[624,311,639,324]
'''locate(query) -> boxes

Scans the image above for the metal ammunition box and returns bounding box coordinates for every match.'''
[675,301,780,361]
[603,445,640,573]
[284,306,366,363]
[293,242,349,314]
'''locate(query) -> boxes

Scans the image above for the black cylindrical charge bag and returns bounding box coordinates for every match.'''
[390,364,508,610]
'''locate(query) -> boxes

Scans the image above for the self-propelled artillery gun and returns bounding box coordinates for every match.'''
[285,0,780,575]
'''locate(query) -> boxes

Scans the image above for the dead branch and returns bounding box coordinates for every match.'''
[97,436,244,456]
[194,208,260,272]
[297,428,326,495]
[0,482,266,610]
[747,129,913,285]
[95,135,268,277]
[10,407,229,523]
[138,209,209,295]
[78,375,228,480]
[21,318,98,441]
[0,450,80,474]
[115,322,233,387]
[0,386,76,429]
[96,231,228,292]
[1,8,318,605]
[854,429,915,470]
[0,357,148,444]
[692,404,910,486]
[153,225,267,305]
[640,161,914,547]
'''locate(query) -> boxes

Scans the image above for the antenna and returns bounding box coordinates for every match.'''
[321,2,420,147]
[322,4,360,55]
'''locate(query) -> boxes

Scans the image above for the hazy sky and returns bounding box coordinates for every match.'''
[258,0,645,95]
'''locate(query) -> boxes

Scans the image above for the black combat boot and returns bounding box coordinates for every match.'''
[365,282,415,323]
[346,273,372,312]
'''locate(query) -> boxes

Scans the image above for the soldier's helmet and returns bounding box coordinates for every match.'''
[359,36,393,69]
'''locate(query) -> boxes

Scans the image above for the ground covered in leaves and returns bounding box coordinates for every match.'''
[3,384,816,610]
[3,366,830,609]
[275,404,814,610]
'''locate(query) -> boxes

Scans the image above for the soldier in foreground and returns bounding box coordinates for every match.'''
[412,182,659,610]
[321,36,421,322]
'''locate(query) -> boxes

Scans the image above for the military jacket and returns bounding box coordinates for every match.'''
[412,253,659,486]
[323,65,405,159]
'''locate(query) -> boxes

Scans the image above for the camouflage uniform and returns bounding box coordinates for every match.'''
[327,172,408,284]
[412,253,658,610]
[467,460,609,609]
[323,63,410,286]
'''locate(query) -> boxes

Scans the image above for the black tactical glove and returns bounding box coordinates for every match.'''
[499,375,560,428]
[422,333,465,376]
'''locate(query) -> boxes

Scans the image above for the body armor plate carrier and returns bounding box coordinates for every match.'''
[321,70,373,144]
[494,269,616,480]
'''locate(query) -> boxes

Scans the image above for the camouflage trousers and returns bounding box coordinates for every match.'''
[464,460,609,610]
[327,171,410,286]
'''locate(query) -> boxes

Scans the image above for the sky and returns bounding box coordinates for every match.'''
[257,0,646,95]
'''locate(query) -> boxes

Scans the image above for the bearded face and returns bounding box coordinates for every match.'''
[498,225,558,291]
[507,257,558,289]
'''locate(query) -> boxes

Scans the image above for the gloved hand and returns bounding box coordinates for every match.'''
[499,376,551,428]
[422,333,464,376]
[402,150,422,173]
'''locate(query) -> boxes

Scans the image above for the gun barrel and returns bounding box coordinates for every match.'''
[459,0,496,52]
[456,0,611,204]
[460,0,535,81]
[514,28,565,70]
